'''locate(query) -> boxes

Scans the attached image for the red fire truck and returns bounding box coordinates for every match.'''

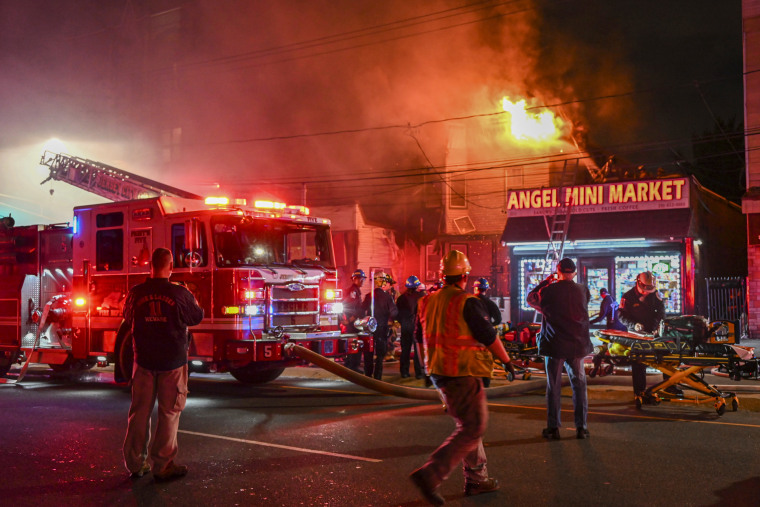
[0,152,366,383]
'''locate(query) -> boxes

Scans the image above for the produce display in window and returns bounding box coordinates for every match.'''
[519,257,577,311]
[586,267,610,319]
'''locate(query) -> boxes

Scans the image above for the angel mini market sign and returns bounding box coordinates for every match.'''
[505,177,689,218]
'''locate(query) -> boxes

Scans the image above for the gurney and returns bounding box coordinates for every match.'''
[592,316,759,415]
[498,322,543,380]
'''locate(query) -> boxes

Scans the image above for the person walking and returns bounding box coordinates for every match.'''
[618,271,674,397]
[396,275,424,379]
[409,250,515,505]
[122,247,204,481]
[362,271,398,380]
[341,268,367,373]
[589,288,626,331]
[527,258,592,440]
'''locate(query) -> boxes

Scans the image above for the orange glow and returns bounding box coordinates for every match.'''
[74,297,86,306]
[501,97,562,142]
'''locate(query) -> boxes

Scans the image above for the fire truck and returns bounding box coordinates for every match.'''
[0,152,366,383]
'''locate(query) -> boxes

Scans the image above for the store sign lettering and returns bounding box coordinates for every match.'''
[506,178,689,217]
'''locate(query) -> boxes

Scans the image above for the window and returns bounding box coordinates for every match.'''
[96,212,124,228]
[448,173,467,208]
[96,229,123,271]
[171,223,208,268]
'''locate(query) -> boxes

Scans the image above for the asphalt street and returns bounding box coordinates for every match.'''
[1,361,759,507]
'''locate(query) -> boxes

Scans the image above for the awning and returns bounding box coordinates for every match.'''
[500,208,693,244]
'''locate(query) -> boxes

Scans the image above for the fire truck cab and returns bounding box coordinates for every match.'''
[0,196,364,383]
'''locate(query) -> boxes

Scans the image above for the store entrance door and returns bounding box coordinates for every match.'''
[579,257,614,320]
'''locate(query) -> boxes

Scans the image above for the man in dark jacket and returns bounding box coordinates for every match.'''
[362,271,398,380]
[589,288,626,331]
[527,258,592,440]
[122,247,204,481]
[473,278,501,326]
[396,275,424,378]
[618,271,670,397]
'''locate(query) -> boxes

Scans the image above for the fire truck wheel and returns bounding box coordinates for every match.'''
[230,365,285,384]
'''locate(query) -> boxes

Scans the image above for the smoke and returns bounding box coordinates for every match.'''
[0,0,741,226]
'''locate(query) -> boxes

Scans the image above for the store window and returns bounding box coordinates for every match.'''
[614,255,681,313]
[519,257,576,311]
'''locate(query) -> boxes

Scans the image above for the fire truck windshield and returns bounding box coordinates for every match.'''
[212,215,334,268]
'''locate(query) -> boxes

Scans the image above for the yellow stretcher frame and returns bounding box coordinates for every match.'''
[593,329,752,415]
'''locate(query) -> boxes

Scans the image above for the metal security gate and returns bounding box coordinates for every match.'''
[706,277,748,341]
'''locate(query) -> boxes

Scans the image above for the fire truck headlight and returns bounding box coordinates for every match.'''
[324,289,342,301]
[323,302,343,314]
[244,304,264,316]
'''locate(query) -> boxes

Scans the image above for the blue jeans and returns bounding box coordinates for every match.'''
[544,356,588,430]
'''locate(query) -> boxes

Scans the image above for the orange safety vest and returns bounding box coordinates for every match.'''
[418,285,494,378]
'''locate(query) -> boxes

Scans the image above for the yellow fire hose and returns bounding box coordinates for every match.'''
[284,343,547,401]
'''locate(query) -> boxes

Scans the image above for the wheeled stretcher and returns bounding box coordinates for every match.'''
[593,324,759,415]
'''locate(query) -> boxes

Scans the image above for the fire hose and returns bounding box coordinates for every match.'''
[0,297,55,385]
[284,343,547,400]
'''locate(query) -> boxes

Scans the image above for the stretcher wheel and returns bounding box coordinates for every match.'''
[603,364,614,375]
[523,372,531,381]
[588,368,596,378]
[635,397,642,410]
[731,398,739,412]
[506,371,514,382]
[716,401,727,416]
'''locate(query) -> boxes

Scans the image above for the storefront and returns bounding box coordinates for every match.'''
[501,176,746,326]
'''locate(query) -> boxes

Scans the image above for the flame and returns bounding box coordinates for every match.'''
[501,97,561,142]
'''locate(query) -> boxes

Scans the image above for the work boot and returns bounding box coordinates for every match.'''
[129,461,151,479]
[154,461,188,482]
[576,427,590,439]
[464,477,500,496]
[410,467,444,506]
[542,427,561,440]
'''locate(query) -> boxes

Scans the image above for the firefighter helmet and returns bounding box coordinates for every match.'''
[373,271,387,288]
[351,269,367,279]
[440,250,471,276]
[473,277,490,291]
[636,271,656,294]
[405,275,421,289]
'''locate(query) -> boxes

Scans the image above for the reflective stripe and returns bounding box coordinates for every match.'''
[419,286,493,378]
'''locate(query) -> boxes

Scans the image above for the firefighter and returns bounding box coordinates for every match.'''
[589,288,626,331]
[342,269,367,373]
[362,271,398,380]
[473,278,501,326]
[618,271,677,397]
[410,250,515,504]
[122,247,204,481]
[396,275,424,379]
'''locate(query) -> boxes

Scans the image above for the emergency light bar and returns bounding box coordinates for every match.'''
[254,200,310,216]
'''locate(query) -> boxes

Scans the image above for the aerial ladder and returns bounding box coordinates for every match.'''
[39,151,202,202]
[534,158,578,323]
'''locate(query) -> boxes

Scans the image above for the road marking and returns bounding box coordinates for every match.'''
[488,402,760,429]
[178,429,382,462]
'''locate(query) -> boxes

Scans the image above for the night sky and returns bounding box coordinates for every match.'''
[0,0,744,225]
